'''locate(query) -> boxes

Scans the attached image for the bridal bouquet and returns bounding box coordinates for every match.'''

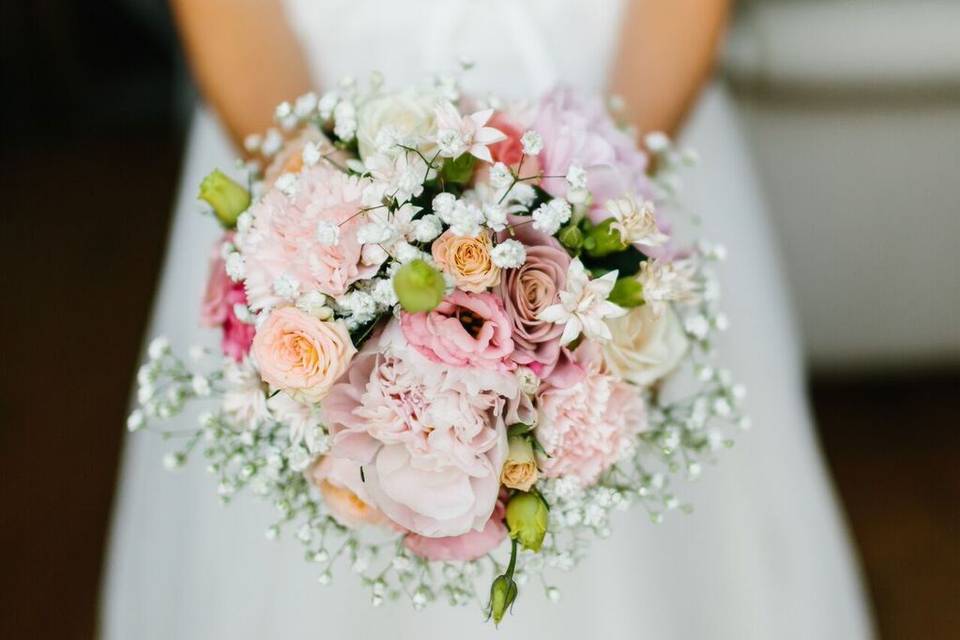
[130,72,746,624]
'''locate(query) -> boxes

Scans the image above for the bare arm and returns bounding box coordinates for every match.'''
[170,0,313,149]
[609,0,731,136]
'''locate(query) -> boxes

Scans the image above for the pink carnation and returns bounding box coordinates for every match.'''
[404,500,507,561]
[240,165,384,310]
[536,342,647,485]
[534,87,651,221]
[399,290,515,373]
[201,235,254,362]
[323,323,512,538]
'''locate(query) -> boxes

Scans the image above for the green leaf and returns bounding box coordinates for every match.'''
[440,153,476,184]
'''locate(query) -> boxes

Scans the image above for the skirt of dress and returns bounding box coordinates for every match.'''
[99,86,875,640]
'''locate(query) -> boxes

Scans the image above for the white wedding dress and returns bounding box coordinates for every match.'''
[101,1,875,638]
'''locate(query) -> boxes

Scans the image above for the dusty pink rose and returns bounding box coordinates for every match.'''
[404,500,507,561]
[496,220,570,377]
[536,341,647,485]
[240,165,384,310]
[324,323,513,537]
[201,235,255,361]
[400,290,515,373]
[251,306,355,403]
[307,456,389,529]
[534,87,651,221]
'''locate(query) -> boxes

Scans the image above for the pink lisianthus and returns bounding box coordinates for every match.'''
[201,235,254,361]
[240,165,384,310]
[533,87,651,220]
[323,323,513,538]
[400,290,516,373]
[404,500,507,561]
[535,341,647,485]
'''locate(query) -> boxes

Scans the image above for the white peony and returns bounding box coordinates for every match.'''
[601,305,689,387]
[355,90,439,160]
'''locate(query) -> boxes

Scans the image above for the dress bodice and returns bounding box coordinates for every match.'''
[281,0,625,97]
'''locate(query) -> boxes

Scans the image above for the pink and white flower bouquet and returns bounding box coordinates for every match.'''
[131,71,747,624]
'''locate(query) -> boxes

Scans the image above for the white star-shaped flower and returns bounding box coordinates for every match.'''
[433,102,506,163]
[538,258,627,344]
[606,195,669,247]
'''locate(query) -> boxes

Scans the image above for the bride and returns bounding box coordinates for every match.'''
[101,1,874,637]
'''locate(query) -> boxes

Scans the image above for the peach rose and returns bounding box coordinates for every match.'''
[251,306,356,403]
[500,436,538,491]
[307,456,389,529]
[431,230,501,292]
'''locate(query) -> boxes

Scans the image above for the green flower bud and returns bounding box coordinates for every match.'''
[487,572,519,625]
[505,491,549,552]
[393,259,445,312]
[557,223,584,251]
[199,169,251,229]
[608,276,645,308]
[582,218,627,258]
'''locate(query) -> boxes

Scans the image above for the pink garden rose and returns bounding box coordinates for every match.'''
[323,323,513,538]
[240,165,384,310]
[536,341,647,485]
[404,500,507,561]
[534,87,651,221]
[307,456,389,529]
[496,220,570,378]
[251,306,355,403]
[201,235,254,362]
[399,290,515,373]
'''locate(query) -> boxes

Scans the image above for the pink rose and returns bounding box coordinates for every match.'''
[534,87,651,221]
[496,221,570,377]
[307,456,389,529]
[251,306,356,403]
[536,342,647,485]
[487,112,541,177]
[324,323,511,537]
[404,500,507,561]
[201,235,255,362]
[399,290,515,373]
[240,166,384,310]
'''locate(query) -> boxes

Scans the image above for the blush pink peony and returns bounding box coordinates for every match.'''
[535,341,647,485]
[240,165,384,310]
[403,500,507,561]
[251,306,356,403]
[306,455,389,529]
[323,323,512,538]
[399,290,515,373]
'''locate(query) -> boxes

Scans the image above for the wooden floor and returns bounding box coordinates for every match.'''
[1,134,957,639]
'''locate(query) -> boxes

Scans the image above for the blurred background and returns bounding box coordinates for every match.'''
[1,0,957,638]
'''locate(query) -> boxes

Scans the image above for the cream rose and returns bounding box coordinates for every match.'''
[500,436,538,491]
[356,90,438,160]
[602,305,688,387]
[251,306,356,403]
[431,230,501,292]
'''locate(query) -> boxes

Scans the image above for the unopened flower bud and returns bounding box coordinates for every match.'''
[557,223,583,251]
[199,169,251,229]
[487,572,518,625]
[582,218,627,258]
[608,276,645,308]
[501,436,538,491]
[393,259,445,312]
[505,491,549,552]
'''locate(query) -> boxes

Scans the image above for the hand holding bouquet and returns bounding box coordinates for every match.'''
[131,71,746,625]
